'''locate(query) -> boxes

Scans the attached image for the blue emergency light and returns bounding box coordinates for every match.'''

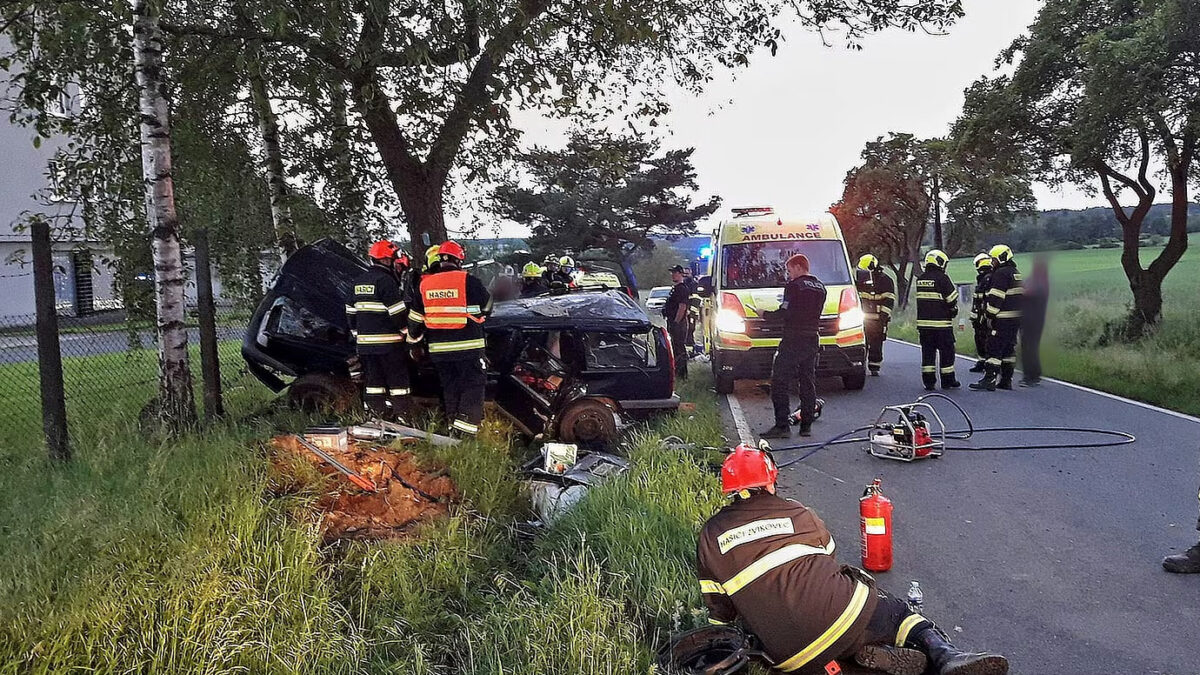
[699,245,713,259]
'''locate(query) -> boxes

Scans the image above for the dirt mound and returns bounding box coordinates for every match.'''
[271,435,457,542]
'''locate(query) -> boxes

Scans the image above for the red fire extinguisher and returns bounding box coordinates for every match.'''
[860,478,893,572]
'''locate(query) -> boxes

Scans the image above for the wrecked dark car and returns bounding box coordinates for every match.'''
[242,239,679,444]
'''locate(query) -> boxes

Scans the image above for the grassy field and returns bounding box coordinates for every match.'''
[0,363,729,674]
[890,235,1200,416]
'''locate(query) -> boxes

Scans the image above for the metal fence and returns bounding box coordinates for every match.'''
[0,305,252,447]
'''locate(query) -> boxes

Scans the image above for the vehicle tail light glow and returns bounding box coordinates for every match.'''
[838,288,864,331]
[717,292,747,333]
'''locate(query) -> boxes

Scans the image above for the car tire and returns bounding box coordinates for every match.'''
[287,372,359,413]
[558,398,619,445]
[842,367,867,391]
[712,355,735,394]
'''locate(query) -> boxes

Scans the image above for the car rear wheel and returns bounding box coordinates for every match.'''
[713,355,735,394]
[558,398,619,445]
[842,367,867,391]
[287,373,359,413]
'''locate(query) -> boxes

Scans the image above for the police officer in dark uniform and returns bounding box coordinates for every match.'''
[664,265,692,381]
[855,254,896,376]
[408,240,492,437]
[347,240,412,421]
[698,444,1010,675]
[971,245,1021,392]
[968,253,994,373]
[915,250,961,391]
[760,254,825,439]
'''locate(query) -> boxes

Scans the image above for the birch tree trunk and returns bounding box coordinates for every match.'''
[133,0,196,430]
[247,55,298,260]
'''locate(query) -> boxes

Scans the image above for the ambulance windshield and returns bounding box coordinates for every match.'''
[721,240,852,289]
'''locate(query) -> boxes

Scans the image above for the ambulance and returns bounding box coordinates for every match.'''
[698,208,867,394]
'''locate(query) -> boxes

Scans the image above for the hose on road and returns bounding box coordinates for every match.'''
[765,392,1137,469]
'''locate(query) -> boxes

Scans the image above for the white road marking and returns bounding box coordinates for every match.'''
[887,337,1200,425]
[800,464,846,484]
[725,391,754,445]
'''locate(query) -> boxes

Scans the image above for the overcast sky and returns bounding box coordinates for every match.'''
[459,0,1103,239]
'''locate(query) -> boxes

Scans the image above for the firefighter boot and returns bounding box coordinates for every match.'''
[760,424,791,439]
[1162,542,1200,573]
[923,371,937,391]
[387,395,412,425]
[998,363,1015,390]
[968,360,986,373]
[942,374,961,389]
[910,627,1009,675]
[855,644,927,675]
[969,372,997,391]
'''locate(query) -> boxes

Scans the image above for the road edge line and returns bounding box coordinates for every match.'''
[886,337,1200,425]
[726,392,754,445]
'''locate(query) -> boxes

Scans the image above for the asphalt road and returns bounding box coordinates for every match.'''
[0,326,242,365]
[717,339,1200,675]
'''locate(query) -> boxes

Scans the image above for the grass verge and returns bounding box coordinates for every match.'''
[0,363,728,674]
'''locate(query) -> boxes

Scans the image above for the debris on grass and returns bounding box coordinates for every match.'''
[270,435,457,542]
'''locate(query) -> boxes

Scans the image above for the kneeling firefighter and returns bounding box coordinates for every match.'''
[968,254,994,373]
[408,240,493,436]
[347,240,412,421]
[970,245,1021,392]
[856,254,895,376]
[696,444,1010,675]
[915,250,960,390]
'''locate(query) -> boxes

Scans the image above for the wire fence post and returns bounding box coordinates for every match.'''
[32,220,70,461]
[193,229,223,419]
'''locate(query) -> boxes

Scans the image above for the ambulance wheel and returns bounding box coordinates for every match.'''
[288,373,358,413]
[842,367,867,391]
[559,399,618,445]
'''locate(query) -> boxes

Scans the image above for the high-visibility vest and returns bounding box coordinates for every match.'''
[420,270,483,330]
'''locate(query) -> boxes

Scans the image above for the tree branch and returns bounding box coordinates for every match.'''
[159,22,352,76]
[1095,166,1131,227]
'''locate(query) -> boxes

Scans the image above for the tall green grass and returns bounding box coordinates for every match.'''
[0,363,729,674]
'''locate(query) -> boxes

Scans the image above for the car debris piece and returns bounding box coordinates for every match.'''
[350,419,461,446]
[544,442,578,474]
[525,450,630,523]
[293,434,378,492]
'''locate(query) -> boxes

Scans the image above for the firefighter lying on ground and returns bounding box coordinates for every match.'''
[346,241,413,422]
[697,444,1010,675]
[968,253,994,374]
[407,240,493,437]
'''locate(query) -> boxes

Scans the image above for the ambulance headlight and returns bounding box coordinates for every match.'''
[839,307,865,331]
[716,308,746,333]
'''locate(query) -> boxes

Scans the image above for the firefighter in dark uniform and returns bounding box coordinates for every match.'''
[855,254,896,376]
[664,265,692,381]
[970,245,1021,392]
[408,240,493,437]
[347,240,412,421]
[697,444,1009,675]
[915,250,961,391]
[760,254,825,439]
[519,262,548,298]
[1163,484,1200,573]
[968,253,994,373]
[542,255,572,286]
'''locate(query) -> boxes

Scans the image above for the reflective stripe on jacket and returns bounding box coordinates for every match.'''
[347,265,407,355]
[915,267,958,331]
[985,262,1023,325]
[409,267,492,360]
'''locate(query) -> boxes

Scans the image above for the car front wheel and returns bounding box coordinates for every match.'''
[558,398,619,445]
[287,373,359,413]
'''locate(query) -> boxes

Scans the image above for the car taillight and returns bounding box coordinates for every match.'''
[717,292,747,333]
[838,287,864,330]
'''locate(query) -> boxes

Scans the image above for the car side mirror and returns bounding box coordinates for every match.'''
[697,275,714,296]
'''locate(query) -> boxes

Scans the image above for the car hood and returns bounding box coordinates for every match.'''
[488,290,651,333]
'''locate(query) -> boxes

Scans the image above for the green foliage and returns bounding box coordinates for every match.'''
[494,130,721,259]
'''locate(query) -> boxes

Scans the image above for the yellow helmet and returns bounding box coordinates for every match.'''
[425,245,441,268]
[857,254,879,271]
[973,253,993,271]
[924,249,949,269]
[989,244,1014,264]
[521,261,542,278]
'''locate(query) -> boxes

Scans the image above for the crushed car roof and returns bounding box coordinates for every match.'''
[488,290,652,333]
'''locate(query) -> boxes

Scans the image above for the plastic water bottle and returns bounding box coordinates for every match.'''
[906,581,924,614]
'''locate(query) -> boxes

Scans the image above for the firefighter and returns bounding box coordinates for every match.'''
[915,250,960,391]
[760,254,825,439]
[347,240,412,421]
[1163,485,1200,573]
[559,255,577,280]
[520,262,549,298]
[968,254,994,373]
[855,254,895,376]
[663,264,692,381]
[697,444,1010,675]
[542,255,572,286]
[408,240,493,437]
[970,245,1021,392]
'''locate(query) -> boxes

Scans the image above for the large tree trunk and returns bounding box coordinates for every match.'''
[1130,148,1193,331]
[247,57,298,260]
[133,0,196,430]
[329,85,369,250]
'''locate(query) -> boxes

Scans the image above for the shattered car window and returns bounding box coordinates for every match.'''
[582,332,656,369]
[268,296,345,343]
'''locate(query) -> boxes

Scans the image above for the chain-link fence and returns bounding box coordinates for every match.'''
[0,305,252,448]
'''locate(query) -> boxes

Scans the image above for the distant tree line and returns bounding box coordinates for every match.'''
[983,204,1200,253]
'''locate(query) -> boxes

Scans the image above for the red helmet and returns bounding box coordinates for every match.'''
[720,444,779,494]
[438,240,466,262]
[395,251,411,269]
[369,240,399,261]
